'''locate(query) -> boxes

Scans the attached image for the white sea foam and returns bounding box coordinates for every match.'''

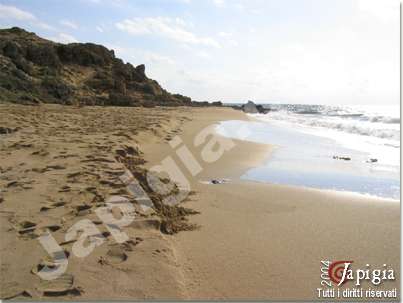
[216,104,400,199]
[251,105,400,142]
[249,104,400,166]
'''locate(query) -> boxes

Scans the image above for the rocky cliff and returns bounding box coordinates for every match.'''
[0,27,192,106]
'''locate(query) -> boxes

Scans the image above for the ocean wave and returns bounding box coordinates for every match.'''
[295,110,321,115]
[297,119,399,140]
[254,113,400,141]
[384,143,400,148]
[261,104,400,125]
[328,113,364,118]
[367,116,400,124]
[248,104,400,142]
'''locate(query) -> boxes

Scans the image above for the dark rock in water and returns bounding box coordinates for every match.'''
[367,158,378,163]
[241,101,270,114]
[333,156,351,161]
[256,104,270,114]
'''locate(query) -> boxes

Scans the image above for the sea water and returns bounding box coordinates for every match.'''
[216,104,400,200]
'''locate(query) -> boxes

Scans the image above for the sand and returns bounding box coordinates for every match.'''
[0,104,399,300]
[0,104,195,300]
[141,107,400,300]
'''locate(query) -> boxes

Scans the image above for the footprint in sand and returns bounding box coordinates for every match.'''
[120,237,143,252]
[31,249,70,276]
[39,199,66,212]
[40,224,62,232]
[0,282,32,300]
[75,204,92,216]
[105,246,128,264]
[38,273,81,297]
[18,220,37,236]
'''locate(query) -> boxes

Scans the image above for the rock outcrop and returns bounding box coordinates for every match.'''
[240,101,269,114]
[0,27,192,106]
[242,101,259,113]
[255,104,270,114]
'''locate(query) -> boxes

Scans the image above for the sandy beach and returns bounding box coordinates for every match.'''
[143,106,400,300]
[0,104,399,300]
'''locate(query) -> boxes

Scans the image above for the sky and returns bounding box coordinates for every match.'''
[0,0,400,104]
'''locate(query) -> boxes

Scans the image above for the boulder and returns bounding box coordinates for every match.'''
[242,101,259,113]
[242,101,269,114]
[256,104,270,114]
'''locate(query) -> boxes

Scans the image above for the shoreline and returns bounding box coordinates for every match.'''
[141,107,274,183]
[240,178,400,203]
[140,107,400,300]
[215,116,400,201]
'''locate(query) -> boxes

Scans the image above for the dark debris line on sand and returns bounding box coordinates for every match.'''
[116,145,200,235]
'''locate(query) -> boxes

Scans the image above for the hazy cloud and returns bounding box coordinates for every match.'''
[218,31,238,46]
[60,19,79,30]
[0,4,35,21]
[116,17,220,48]
[0,4,54,30]
[49,32,79,44]
[212,0,225,7]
